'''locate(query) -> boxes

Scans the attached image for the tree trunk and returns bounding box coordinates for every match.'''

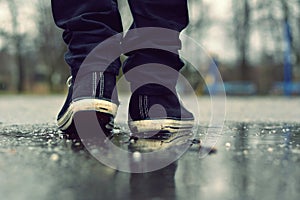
[16,51,25,92]
[240,0,250,81]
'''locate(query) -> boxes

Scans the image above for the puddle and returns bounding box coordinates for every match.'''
[0,122,299,200]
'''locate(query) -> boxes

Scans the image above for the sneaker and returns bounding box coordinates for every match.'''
[57,72,118,138]
[128,85,194,136]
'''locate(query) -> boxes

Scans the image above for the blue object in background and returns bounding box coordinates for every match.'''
[283,20,293,96]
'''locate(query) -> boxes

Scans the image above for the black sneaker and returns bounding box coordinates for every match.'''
[128,85,194,136]
[57,72,118,138]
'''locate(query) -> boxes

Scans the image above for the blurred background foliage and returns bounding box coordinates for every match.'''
[0,0,299,95]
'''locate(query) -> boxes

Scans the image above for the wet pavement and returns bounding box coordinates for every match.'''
[0,95,300,200]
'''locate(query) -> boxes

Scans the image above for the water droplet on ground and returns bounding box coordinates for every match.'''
[50,154,59,162]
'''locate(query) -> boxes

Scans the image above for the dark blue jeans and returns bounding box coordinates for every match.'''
[51,0,189,94]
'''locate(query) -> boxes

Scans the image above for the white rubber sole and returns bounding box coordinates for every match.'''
[57,99,118,131]
[128,118,195,133]
[128,131,194,152]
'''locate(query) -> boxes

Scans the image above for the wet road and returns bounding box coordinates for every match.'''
[0,95,300,200]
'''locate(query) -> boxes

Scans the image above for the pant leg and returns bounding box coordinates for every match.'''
[123,0,189,94]
[51,0,123,77]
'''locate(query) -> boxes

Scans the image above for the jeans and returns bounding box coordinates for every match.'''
[51,0,189,94]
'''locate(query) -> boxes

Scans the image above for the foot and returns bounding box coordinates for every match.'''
[128,86,194,137]
[57,72,118,138]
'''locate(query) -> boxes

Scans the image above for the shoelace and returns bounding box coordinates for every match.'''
[66,76,72,87]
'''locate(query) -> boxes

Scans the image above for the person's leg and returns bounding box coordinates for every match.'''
[51,0,123,136]
[51,0,122,77]
[123,0,189,93]
[123,0,194,134]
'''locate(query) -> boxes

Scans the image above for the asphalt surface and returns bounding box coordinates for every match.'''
[0,95,300,200]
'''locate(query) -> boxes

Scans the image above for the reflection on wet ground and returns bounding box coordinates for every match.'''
[0,122,300,200]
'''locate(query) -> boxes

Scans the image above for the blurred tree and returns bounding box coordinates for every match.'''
[231,0,251,80]
[0,0,27,92]
[282,0,300,69]
[185,0,210,39]
[34,0,68,92]
[0,0,298,94]
[117,0,132,30]
[297,0,300,68]
[255,0,300,69]
[182,0,211,94]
